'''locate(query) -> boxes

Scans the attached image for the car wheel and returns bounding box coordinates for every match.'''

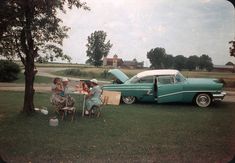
[122,96,136,104]
[195,93,212,107]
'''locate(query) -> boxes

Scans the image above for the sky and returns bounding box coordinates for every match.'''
[60,0,235,66]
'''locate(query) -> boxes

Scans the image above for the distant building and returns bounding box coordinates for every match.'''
[122,60,144,69]
[103,55,144,69]
[103,55,123,67]
[213,64,235,73]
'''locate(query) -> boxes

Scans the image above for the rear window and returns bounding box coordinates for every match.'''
[139,76,154,83]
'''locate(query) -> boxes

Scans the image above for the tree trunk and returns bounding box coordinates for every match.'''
[21,0,36,114]
[22,58,35,114]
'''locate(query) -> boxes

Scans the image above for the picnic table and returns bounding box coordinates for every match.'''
[68,92,87,117]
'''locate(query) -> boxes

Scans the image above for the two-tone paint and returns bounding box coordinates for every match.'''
[102,69,226,107]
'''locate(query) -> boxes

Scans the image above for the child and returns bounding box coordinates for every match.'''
[75,81,83,93]
[75,81,90,94]
[81,82,90,95]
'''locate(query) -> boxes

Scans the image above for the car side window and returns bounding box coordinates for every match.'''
[157,76,174,84]
[139,76,154,83]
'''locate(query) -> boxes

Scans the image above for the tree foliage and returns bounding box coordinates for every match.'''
[173,55,187,71]
[163,54,174,69]
[86,30,112,67]
[146,47,213,71]
[199,54,213,71]
[0,0,88,114]
[147,47,166,69]
[186,55,199,71]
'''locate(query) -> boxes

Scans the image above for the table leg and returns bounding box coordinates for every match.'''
[82,95,86,117]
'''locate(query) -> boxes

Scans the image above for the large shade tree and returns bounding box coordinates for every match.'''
[186,55,199,71]
[163,54,174,69]
[86,30,112,67]
[0,0,88,114]
[147,47,166,69]
[173,55,187,71]
[199,54,213,71]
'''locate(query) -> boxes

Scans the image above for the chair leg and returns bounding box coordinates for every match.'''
[94,106,101,117]
[88,109,93,118]
[61,111,65,120]
[88,107,95,118]
[86,106,102,118]
[97,111,101,117]
[96,107,101,117]
[71,110,75,122]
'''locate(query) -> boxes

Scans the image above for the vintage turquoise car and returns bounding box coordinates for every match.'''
[102,69,226,107]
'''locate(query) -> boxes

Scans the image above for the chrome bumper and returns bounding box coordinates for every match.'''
[212,91,226,101]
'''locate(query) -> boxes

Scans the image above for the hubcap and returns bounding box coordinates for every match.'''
[122,96,135,104]
[196,94,211,107]
[198,95,209,104]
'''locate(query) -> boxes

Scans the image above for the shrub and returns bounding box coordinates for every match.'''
[0,60,21,82]
[62,69,112,80]
[64,69,88,77]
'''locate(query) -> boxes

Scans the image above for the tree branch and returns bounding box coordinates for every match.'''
[14,35,26,66]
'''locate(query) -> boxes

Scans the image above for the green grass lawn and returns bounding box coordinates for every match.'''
[0,91,235,162]
[13,73,53,84]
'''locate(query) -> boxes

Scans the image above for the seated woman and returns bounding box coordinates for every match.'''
[51,77,66,110]
[51,77,74,110]
[85,79,102,115]
[61,77,75,107]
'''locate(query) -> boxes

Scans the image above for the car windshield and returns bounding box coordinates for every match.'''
[175,72,186,82]
[128,76,154,84]
[128,75,139,83]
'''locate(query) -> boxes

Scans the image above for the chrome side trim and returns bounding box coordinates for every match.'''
[158,90,218,98]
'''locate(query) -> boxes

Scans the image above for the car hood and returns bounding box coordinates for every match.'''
[108,69,129,83]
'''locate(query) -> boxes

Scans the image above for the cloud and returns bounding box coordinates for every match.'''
[200,0,211,3]
[59,0,235,65]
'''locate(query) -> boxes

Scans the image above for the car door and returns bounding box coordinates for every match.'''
[157,75,184,103]
[123,75,155,102]
[135,76,156,102]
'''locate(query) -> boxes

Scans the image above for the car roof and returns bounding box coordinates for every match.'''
[136,69,179,78]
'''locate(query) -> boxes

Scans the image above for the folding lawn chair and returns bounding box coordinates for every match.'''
[88,95,109,118]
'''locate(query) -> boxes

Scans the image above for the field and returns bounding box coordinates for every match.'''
[52,66,235,88]
[0,91,235,162]
[13,62,235,88]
